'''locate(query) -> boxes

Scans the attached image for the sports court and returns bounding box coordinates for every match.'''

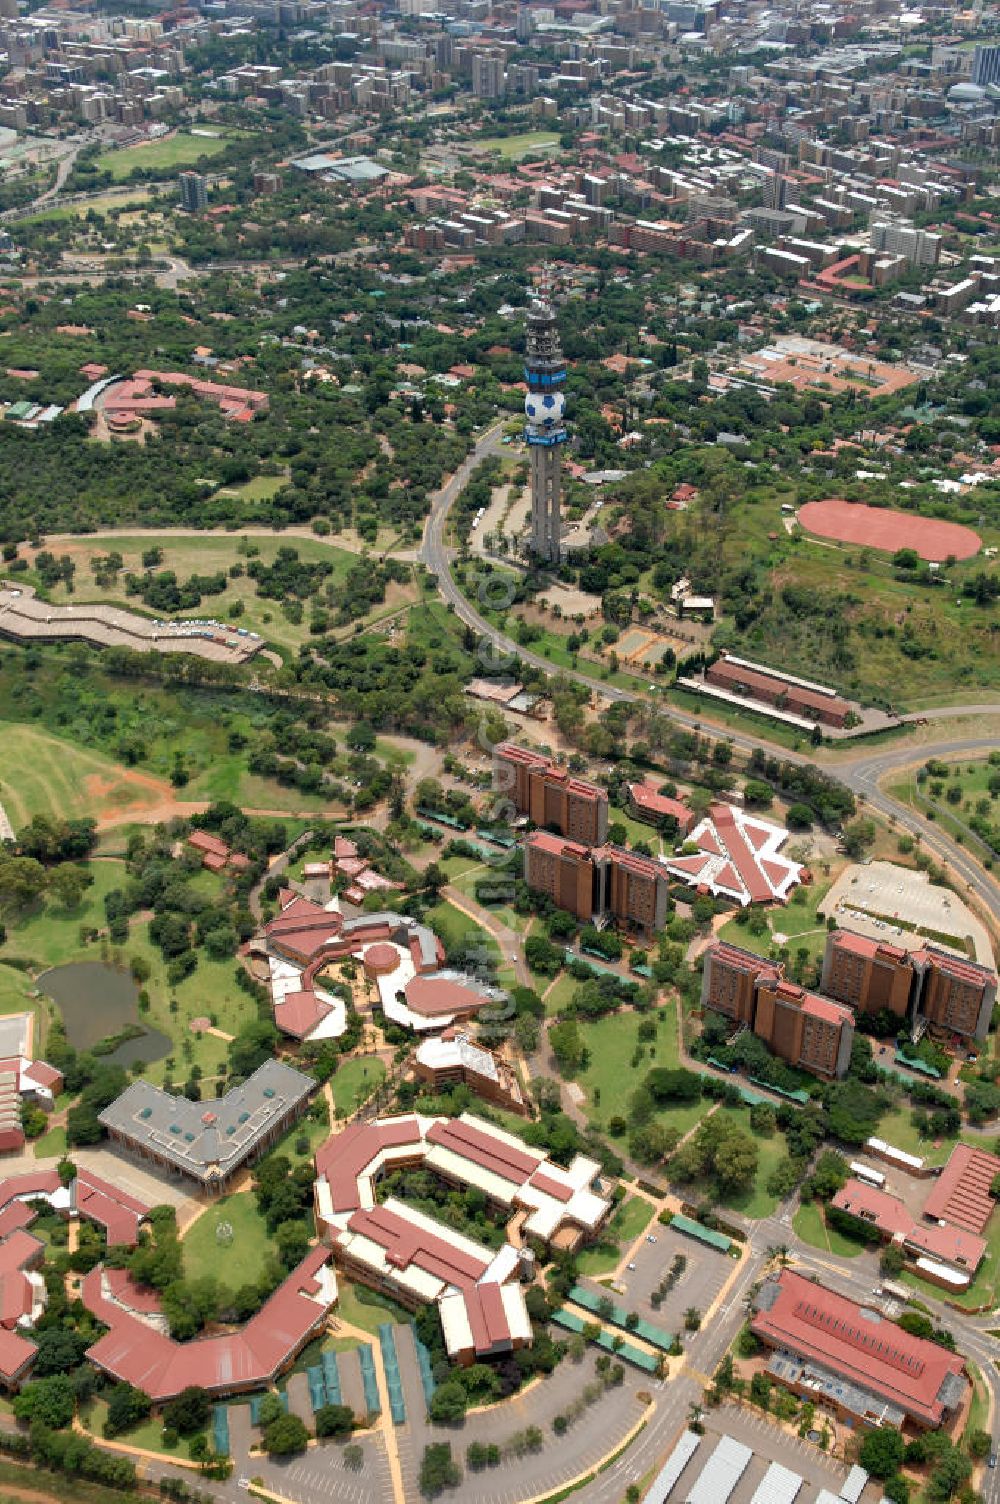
[798,499,981,562]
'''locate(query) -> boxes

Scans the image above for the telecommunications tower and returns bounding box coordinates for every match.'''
[523,283,567,564]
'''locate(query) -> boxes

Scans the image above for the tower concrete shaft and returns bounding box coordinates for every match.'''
[523,294,567,566]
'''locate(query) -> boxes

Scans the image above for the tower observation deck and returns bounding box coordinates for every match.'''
[523,295,567,564]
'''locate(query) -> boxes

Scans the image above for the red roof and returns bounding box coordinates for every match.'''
[315,1118,425,1215]
[274,989,332,1041]
[922,1143,1000,1235]
[426,1118,542,1184]
[711,805,772,904]
[75,1169,148,1247]
[752,1269,966,1427]
[82,1246,333,1402]
[525,830,592,861]
[188,830,230,859]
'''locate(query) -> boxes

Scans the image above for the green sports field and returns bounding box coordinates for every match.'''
[94,130,239,182]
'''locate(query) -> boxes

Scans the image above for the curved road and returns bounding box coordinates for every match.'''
[420,424,1000,920]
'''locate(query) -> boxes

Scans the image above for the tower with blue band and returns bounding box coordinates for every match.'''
[524,293,567,564]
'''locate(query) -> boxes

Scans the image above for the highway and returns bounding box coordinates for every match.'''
[419,423,1000,921]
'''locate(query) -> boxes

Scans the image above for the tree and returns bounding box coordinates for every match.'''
[104,1383,152,1437]
[419,1442,461,1498]
[315,1404,354,1439]
[548,1018,587,1075]
[860,1427,905,1480]
[429,1381,467,1424]
[163,1386,210,1437]
[684,1307,701,1331]
[262,1413,309,1456]
[344,1443,364,1470]
[966,1428,991,1461]
[13,1375,75,1429]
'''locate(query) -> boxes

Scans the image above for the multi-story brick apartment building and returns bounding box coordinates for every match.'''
[495,742,608,846]
[821,930,915,1018]
[917,948,996,1040]
[700,940,781,1026]
[821,930,996,1041]
[523,833,669,936]
[753,978,855,1079]
[701,939,854,1078]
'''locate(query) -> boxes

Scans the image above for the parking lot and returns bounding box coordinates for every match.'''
[598,1224,736,1334]
[668,1405,882,1504]
[821,860,992,965]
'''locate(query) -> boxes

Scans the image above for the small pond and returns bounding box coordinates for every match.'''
[38,962,172,1067]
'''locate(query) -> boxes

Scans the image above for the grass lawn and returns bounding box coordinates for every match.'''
[577,1196,653,1276]
[543,971,579,1017]
[720,878,836,970]
[425,899,504,975]
[576,1000,704,1139]
[711,1107,789,1221]
[330,1057,386,1118]
[81,1397,200,1461]
[29,531,404,659]
[965,1359,989,1440]
[451,866,531,936]
[95,129,239,181]
[872,1107,959,1169]
[473,131,560,160]
[335,1277,410,1335]
[32,1125,67,1158]
[792,1200,865,1259]
[182,1192,273,1286]
[0,721,172,829]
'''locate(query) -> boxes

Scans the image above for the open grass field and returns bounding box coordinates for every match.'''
[24,530,400,658]
[94,129,240,182]
[182,1191,273,1286]
[889,755,999,864]
[330,1056,386,1117]
[576,1000,706,1139]
[577,1195,653,1276]
[32,1124,67,1158]
[542,971,579,1017]
[0,720,175,830]
[792,1200,864,1259]
[473,132,561,160]
[81,1396,200,1462]
[719,877,836,971]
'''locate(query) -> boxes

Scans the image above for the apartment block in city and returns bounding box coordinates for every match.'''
[915,948,996,1041]
[753,979,855,1080]
[821,930,996,1042]
[700,940,781,1027]
[821,930,915,1019]
[495,742,608,846]
[523,833,669,936]
[523,830,596,922]
[701,939,853,1078]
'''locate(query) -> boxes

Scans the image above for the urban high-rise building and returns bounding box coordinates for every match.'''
[179,171,208,213]
[472,52,505,99]
[971,45,1000,89]
[522,833,670,936]
[523,292,567,564]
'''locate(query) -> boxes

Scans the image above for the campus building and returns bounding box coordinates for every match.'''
[831,1178,986,1289]
[705,654,851,729]
[260,894,506,1041]
[495,742,608,846]
[98,1061,314,1194]
[752,1268,968,1430]
[664,803,803,907]
[523,832,670,936]
[701,940,854,1079]
[414,1031,527,1115]
[821,930,996,1042]
[313,1113,610,1366]
[82,1248,337,1404]
[626,782,695,835]
[700,941,781,1027]
[822,930,916,1018]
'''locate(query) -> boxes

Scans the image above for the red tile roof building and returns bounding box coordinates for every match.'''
[831,1178,986,1279]
[82,1248,336,1403]
[700,940,781,1026]
[522,832,670,935]
[665,803,802,907]
[495,742,609,846]
[706,654,851,729]
[752,1268,968,1429]
[922,1144,1000,1235]
[822,930,915,1019]
[626,782,694,834]
[313,1112,610,1366]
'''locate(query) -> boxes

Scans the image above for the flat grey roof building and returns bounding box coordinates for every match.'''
[99,1060,314,1192]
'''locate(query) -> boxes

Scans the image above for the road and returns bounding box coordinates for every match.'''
[419,423,1000,921]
